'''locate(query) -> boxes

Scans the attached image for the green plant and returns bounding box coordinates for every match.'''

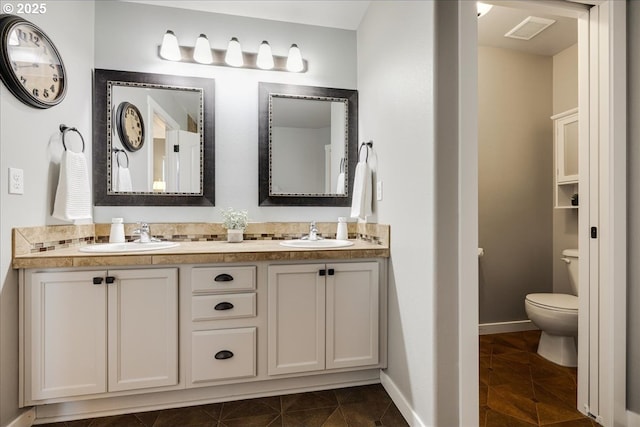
[221,208,249,230]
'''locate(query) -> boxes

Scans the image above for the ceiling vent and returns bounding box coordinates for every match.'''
[504,16,556,41]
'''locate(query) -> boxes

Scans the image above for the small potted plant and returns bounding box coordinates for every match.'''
[221,207,249,243]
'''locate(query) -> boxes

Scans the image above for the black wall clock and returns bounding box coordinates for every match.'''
[115,101,145,152]
[0,14,67,109]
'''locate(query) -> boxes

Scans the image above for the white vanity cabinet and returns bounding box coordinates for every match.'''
[267,262,380,375]
[23,268,178,403]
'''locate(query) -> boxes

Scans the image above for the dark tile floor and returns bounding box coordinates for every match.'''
[38,383,409,427]
[479,330,600,427]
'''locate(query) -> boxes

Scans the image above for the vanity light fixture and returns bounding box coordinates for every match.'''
[225,37,244,67]
[157,31,307,72]
[256,41,274,70]
[159,30,181,61]
[193,34,213,64]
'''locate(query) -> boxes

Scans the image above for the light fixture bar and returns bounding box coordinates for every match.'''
[157,45,308,73]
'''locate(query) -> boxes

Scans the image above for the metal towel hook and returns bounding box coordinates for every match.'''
[59,124,85,153]
[358,140,373,162]
[113,148,130,168]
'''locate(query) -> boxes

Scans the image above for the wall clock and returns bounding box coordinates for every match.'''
[0,14,67,109]
[115,101,145,152]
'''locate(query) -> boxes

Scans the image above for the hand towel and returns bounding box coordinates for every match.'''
[114,164,133,192]
[335,172,345,194]
[350,161,372,220]
[52,150,92,222]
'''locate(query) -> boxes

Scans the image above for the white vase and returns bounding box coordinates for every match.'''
[227,229,244,243]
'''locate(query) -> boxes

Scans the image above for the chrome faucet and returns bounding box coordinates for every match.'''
[133,222,152,243]
[302,221,323,241]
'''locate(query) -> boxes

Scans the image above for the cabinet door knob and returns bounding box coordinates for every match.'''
[93,277,104,285]
[105,276,116,284]
[214,273,234,282]
[319,269,326,276]
[214,350,234,360]
[214,302,234,311]
[328,268,335,276]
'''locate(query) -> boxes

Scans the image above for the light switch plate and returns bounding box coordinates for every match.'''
[9,168,24,195]
[376,181,383,201]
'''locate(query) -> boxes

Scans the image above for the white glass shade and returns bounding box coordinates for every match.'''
[256,40,274,70]
[225,37,244,67]
[477,2,493,17]
[159,30,181,61]
[286,44,304,72]
[193,34,213,64]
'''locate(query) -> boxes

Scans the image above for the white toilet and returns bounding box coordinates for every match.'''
[525,248,579,367]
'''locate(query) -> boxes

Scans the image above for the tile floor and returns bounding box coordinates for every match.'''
[37,383,409,427]
[479,330,600,427]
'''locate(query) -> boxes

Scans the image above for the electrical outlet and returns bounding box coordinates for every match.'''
[376,181,383,201]
[9,168,24,195]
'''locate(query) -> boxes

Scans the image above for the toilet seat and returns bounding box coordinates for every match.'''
[525,293,578,312]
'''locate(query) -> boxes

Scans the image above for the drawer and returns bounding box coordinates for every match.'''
[191,328,256,383]
[191,266,256,293]
[192,293,256,321]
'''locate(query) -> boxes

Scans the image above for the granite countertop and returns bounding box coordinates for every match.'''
[13,239,389,269]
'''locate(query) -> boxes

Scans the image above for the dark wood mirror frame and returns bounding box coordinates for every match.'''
[258,82,358,207]
[93,69,215,206]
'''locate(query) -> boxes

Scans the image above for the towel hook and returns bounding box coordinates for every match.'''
[113,148,129,168]
[358,140,373,162]
[59,124,85,153]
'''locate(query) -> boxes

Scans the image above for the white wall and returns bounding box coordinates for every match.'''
[358,2,437,425]
[94,1,357,223]
[0,2,95,425]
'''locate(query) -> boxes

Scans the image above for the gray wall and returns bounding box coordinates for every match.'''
[478,46,554,324]
[0,2,95,425]
[552,44,579,296]
[627,0,640,413]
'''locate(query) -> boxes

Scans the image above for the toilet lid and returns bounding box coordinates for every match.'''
[526,293,578,311]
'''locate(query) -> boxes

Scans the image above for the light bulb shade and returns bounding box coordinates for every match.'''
[225,37,244,67]
[256,40,274,70]
[193,34,213,64]
[477,2,493,17]
[160,30,181,61]
[286,44,304,72]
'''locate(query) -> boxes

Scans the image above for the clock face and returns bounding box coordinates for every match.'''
[0,15,66,108]
[116,102,145,151]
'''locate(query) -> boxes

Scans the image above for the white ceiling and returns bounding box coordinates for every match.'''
[122,0,371,30]
[125,1,576,56]
[478,4,578,56]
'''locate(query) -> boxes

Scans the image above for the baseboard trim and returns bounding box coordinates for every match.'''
[6,408,35,427]
[479,320,538,335]
[628,410,640,426]
[380,371,426,427]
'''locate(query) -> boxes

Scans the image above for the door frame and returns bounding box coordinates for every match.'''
[458,1,626,425]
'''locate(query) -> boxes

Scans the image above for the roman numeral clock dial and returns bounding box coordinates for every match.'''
[0,14,67,109]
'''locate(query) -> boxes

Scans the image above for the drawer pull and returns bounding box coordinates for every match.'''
[215,350,234,360]
[214,273,234,282]
[214,302,234,311]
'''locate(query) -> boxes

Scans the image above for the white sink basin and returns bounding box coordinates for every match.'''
[279,239,354,249]
[78,242,180,253]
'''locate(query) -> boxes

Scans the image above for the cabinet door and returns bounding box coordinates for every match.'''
[326,262,379,369]
[28,271,107,400]
[556,112,579,183]
[268,264,325,375]
[107,268,178,392]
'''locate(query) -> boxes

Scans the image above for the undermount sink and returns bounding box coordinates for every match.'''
[279,239,354,249]
[78,241,180,253]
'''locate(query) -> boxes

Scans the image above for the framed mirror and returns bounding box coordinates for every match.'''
[259,82,358,206]
[93,69,215,206]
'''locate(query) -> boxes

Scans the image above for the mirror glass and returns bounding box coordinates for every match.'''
[259,83,358,207]
[93,69,215,206]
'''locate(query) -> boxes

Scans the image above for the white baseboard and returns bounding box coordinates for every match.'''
[5,408,35,427]
[478,320,538,335]
[380,370,427,427]
[628,410,640,426]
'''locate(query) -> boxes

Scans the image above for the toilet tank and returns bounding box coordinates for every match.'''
[562,249,579,295]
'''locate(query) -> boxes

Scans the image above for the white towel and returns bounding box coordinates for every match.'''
[52,150,92,222]
[335,172,345,194]
[350,161,372,220]
[113,165,132,192]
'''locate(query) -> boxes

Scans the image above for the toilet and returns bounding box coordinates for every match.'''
[525,248,579,367]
